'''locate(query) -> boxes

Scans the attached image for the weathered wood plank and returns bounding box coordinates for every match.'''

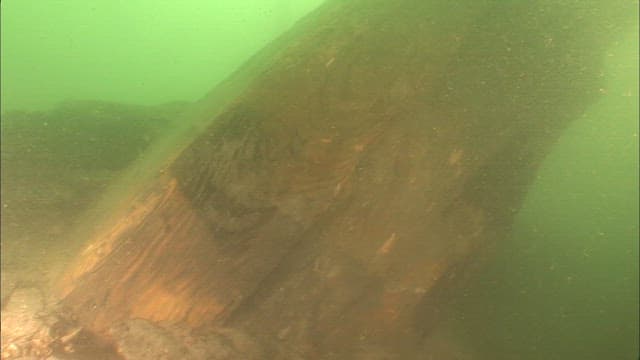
[57,0,635,358]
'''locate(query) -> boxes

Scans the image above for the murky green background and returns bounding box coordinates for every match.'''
[1,0,324,111]
[455,30,639,359]
[1,1,637,359]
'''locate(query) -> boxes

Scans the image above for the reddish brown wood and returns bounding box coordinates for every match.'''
[57,0,635,357]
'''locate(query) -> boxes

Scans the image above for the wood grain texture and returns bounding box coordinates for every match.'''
[58,0,635,357]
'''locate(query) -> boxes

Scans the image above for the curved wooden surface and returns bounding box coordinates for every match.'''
[57,0,635,357]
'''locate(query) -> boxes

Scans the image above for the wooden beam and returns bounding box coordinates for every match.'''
[57,0,636,357]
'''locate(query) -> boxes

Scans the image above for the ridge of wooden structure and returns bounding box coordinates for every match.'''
[57,0,636,357]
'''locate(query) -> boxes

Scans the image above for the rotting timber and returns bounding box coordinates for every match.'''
[56,0,635,358]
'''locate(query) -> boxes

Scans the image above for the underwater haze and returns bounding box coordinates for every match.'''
[453,29,639,359]
[1,1,638,359]
[0,0,324,112]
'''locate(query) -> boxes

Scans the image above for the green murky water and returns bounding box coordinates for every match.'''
[1,1,637,359]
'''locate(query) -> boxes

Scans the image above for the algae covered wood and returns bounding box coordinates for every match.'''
[57,0,635,358]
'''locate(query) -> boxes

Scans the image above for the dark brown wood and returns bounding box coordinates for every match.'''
[57,0,635,358]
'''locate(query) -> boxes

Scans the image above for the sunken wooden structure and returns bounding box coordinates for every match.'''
[57,0,635,358]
